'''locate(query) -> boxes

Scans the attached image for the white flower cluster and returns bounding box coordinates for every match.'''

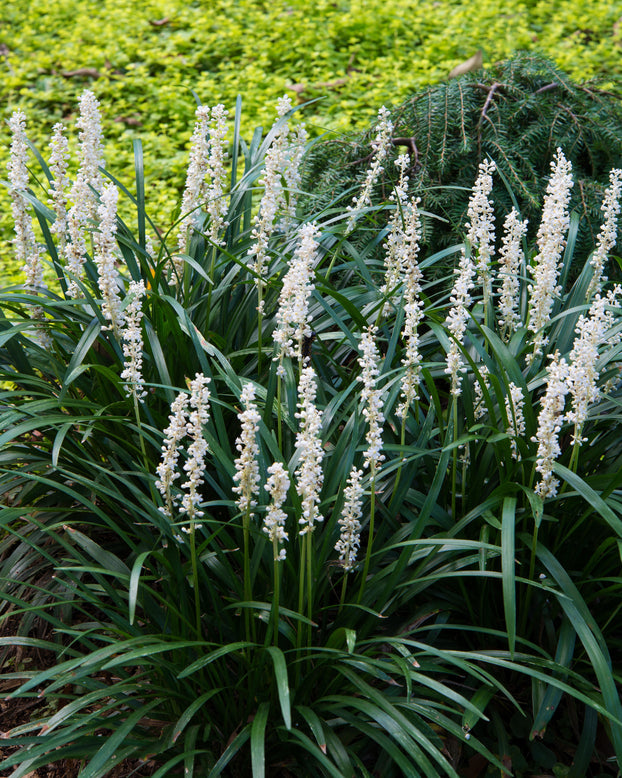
[473,363,490,421]
[345,106,394,233]
[264,462,290,561]
[532,285,622,495]
[232,383,262,519]
[380,155,411,313]
[204,104,230,246]
[358,326,385,473]
[248,96,303,309]
[533,352,570,499]
[64,174,91,298]
[397,299,425,420]
[177,106,212,264]
[156,393,190,519]
[294,366,325,535]
[527,149,574,362]
[76,90,105,219]
[466,159,496,296]
[395,190,424,420]
[273,222,319,375]
[94,183,124,336]
[155,373,211,522]
[180,374,212,520]
[61,91,105,297]
[566,286,622,444]
[120,280,147,401]
[177,103,230,261]
[444,248,476,398]
[47,123,70,257]
[587,168,622,299]
[443,161,498,397]
[7,111,44,290]
[505,382,526,461]
[497,208,528,338]
[278,123,308,232]
[335,466,364,571]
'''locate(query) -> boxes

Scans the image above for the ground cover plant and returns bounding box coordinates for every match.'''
[1,89,622,776]
[1,0,622,279]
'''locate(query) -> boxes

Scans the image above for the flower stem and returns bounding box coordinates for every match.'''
[338,570,349,614]
[389,416,407,510]
[519,525,539,637]
[277,376,283,451]
[243,507,255,642]
[271,551,280,647]
[306,532,313,646]
[188,522,202,639]
[357,471,376,603]
[295,533,307,683]
[257,283,263,374]
[451,399,458,521]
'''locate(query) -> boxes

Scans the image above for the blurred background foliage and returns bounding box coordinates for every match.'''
[1,0,622,281]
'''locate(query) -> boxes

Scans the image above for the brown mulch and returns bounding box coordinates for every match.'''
[0,637,158,778]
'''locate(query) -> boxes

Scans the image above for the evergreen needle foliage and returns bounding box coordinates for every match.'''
[302,52,622,272]
[1,88,622,777]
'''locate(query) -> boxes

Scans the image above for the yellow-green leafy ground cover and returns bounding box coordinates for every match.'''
[1,0,621,281]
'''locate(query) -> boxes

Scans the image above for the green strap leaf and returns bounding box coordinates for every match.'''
[250,701,270,778]
[128,550,151,625]
[208,724,251,777]
[501,496,517,658]
[177,641,253,679]
[553,463,622,538]
[265,646,291,730]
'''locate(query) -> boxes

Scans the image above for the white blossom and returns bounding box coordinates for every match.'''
[120,280,147,401]
[380,155,412,313]
[156,391,190,518]
[232,383,261,518]
[264,462,290,561]
[62,91,105,297]
[48,123,70,257]
[177,105,211,269]
[94,183,124,335]
[395,188,425,418]
[279,122,307,232]
[7,110,50,347]
[533,352,570,499]
[295,366,325,535]
[527,149,574,362]
[335,466,364,571]
[205,104,230,246]
[64,173,91,298]
[473,363,490,421]
[177,103,229,260]
[505,382,526,461]
[273,222,319,375]
[345,106,394,233]
[566,286,622,445]
[76,90,105,220]
[358,326,385,473]
[248,96,300,309]
[497,209,528,338]
[7,111,45,290]
[587,169,622,299]
[397,297,425,420]
[180,374,212,520]
[466,159,496,297]
[444,248,476,397]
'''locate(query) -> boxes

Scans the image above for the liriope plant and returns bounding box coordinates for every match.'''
[1,89,621,778]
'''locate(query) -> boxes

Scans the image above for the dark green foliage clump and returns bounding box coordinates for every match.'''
[302,52,622,265]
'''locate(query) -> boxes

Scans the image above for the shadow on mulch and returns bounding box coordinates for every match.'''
[0,613,158,778]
